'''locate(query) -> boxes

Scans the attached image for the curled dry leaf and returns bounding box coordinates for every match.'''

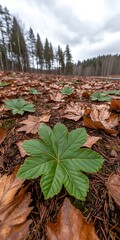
[17,112,51,134]
[83,135,101,148]
[46,198,100,240]
[106,173,120,207]
[81,91,90,98]
[62,101,85,121]
[110,99,120,111]
[0,128,7,145]
[102,114,119,129]
[0,169,33,240]
[83,116,118,135]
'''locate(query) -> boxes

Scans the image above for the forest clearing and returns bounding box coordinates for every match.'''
[0,71,120,239]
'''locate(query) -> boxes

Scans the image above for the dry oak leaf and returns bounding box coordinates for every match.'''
[46,198,100,240]
[63,101,85,121]
[49,91,65,102]
[106,173,120,207]
[0,128,7,145]
[83,135,101,148]
[0,170,33,240]
[17,112,51,134]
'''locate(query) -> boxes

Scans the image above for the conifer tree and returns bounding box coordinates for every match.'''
[57,45,65,74]
[65,44,73,75]
[27,27,36,70]
[49,42,54,71]
[36,33,43,71]
[10,17,29,71]
[44,38,51,71]
[0,5,8,69]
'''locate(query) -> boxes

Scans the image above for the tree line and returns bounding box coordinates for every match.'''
[73,54,120,76]
[1,4,120,76]
[0,4,73,74]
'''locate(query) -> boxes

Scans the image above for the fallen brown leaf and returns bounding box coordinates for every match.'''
[106,173,120,207]
[63,102,85,121]
[90,105,110,122]
[17,112,51,134]
[0,170,33,240]
[46,198,100,240]
[103,114,119,129]
[49,91,65,102]
[16,140,28,157]
[81,91,90,98]
[0,128,7,145]
[83,116,118,135]
[83,135,101,148]
[110,99,120,111]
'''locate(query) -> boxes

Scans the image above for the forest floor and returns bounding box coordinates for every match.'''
[0,71,120,240]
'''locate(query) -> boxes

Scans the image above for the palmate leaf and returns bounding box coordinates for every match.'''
[29,88,41,95]
[103,90,120,96]
[17,123,104,200]
[90,92,111,101]
[61,86,74,95]
[5,98,35,115]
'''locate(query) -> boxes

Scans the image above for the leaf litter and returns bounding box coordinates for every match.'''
[0,169,33,240]
[0,71,120,239]
[46,198,100,240]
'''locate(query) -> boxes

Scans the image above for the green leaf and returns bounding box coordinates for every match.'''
[90,92,111,101]
[5,98,35,115]
[0,82,8,87]
[29,88,41,95]
[61,86,74,95]
[64,170,89,201]
[41,164,65,199]
[17,123,104,200]
[102,90,120,96]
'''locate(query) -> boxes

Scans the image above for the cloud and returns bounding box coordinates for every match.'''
[1,0,120,61]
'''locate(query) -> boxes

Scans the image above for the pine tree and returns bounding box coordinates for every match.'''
[0,5,8,70]
[4,6,13,69]
[44,38,51,71]
[10,17,29,71]
[27,27,36,70]
[49,42,54,71]
[65,44,73,75]
[57,45,65,74]
[35,33,43,71]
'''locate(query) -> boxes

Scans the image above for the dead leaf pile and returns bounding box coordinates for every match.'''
[0,170,33,240]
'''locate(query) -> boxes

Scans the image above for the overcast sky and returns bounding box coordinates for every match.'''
[0,0,120,62]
